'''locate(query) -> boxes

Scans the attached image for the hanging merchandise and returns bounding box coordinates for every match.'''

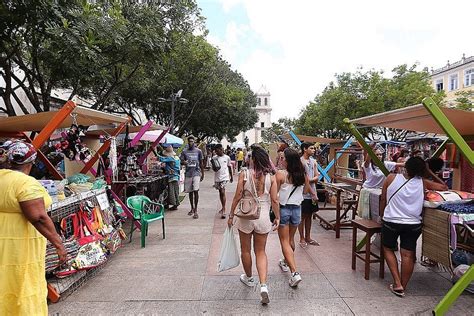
[110,137,118,181]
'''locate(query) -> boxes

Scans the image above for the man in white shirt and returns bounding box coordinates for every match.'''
[212,144,233,219]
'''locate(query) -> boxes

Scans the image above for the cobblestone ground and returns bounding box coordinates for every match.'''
[49,170,473,315]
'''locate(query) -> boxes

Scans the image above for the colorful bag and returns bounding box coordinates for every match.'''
[73,240,107,270]
[103,229,123,254]
[74,208,104,246]
[235,169,261,220]
[424,190,474,208]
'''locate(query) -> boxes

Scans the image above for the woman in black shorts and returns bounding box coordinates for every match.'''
[380,157,447,297]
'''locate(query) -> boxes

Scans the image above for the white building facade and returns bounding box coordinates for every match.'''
[232,85,272,147]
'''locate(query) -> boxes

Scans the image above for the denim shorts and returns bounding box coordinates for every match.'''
[279,204,301,226]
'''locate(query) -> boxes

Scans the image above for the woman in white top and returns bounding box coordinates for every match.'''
[357,146,405,219]
[228,145,279,304]
[380,156,447,297]
[275,148,317,288]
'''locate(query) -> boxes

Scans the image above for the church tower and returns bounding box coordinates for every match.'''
[253,85,272,144]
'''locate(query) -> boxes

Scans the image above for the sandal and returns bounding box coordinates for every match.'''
[299,241,307,248]
[389,284,405,297]
[306,239,320,246]
[188,209,194,216]
[193,212,199,219]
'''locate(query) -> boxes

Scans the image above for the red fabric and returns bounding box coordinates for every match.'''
[460,141,474,193]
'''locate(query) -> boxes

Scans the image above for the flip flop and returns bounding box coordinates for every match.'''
[299,241,307,248]
[389,284,405,297]
[306,239,320,246]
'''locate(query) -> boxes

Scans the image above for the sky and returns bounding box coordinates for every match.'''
[197,0,474,121]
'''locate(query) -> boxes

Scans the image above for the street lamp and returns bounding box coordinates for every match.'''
[158,89,188,132]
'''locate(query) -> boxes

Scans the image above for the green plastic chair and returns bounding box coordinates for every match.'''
[126,195,165,247]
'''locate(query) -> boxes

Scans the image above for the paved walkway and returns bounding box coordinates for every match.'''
[50,171,473,315]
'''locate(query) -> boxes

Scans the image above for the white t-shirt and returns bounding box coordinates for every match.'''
[383,174,424,224]
[362,161,396,189]
[213,154,231,182]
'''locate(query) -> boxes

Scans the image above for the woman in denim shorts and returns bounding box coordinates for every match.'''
[275,148,318,287]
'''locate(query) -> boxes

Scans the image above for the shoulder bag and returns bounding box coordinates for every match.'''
[235,169,261,220]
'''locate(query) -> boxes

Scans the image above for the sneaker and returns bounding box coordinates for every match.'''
[239,274,255,287]
[289,272,302,287]
[278,259,290,272]
[260,284,270,304]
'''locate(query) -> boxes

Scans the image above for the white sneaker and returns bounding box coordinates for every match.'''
[260,284,270,304]
[278,259,290,272]
[240,274,255,287]
[289,272,302,287]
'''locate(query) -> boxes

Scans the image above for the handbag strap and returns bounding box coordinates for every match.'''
[387,176,411,206]
[285,185,299,205]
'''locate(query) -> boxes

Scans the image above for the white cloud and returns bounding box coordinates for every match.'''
[209,0,474,120]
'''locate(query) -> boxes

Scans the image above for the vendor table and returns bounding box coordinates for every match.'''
[113,175,168,202]
[316,182,358,238]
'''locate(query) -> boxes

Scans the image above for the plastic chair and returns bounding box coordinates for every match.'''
[126,195,165,247]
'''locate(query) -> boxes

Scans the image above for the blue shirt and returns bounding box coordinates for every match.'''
[159,156,181,182]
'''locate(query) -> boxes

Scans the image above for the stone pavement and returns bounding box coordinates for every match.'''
[50,170,473,315]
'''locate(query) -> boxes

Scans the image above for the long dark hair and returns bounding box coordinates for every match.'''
[405,156,427,178]
[284,148,305,186]
[250,145,274,178]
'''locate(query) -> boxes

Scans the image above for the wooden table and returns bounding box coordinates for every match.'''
[316,182,358,238]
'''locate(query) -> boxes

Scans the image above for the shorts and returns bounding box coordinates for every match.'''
[213,181,228,190]
[279,204,301,226]
[382,221,422,252]
[301,199,318,214]
[184,176,200,193]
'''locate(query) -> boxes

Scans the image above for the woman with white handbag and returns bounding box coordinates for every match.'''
[227,145,280,304]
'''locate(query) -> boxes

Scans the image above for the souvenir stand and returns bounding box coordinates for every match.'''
[285,132,361,238]
[109,127,171,208]
[345,97,474,315]
[0,101,132,301]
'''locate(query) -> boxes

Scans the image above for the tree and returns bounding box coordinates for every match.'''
[453,90,474,110]
[296,64,445,141]
[0,0,204,115]
[262,117,297,143]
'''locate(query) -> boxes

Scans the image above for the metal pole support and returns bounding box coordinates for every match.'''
[422,97,473,166]
[343,118,389,176]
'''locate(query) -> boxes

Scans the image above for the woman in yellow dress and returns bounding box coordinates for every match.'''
[0,141,66,315]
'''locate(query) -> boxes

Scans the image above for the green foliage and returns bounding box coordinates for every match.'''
[262,117,297,143]
[453,90,474,110]
[0,0,257,140]
[296,64,444,140]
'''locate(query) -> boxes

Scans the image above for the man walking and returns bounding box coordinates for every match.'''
[299,142,320,247]
[211,144,233,219]
[180,136,204,219]
[236,148,244,172]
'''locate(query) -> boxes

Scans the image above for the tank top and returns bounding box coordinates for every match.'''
[383,174,424,224]
[278,171,304,206]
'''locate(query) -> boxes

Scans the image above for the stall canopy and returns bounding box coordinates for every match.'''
[349,104,474,136]
[0,106,129,134]
[86,123,165,136]
[120,130,183,147]
[282,133,342,144]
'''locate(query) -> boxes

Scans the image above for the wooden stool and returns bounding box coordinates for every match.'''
[351,219,384,280]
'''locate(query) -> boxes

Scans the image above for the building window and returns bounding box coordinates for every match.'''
[449,74,458,91]
[465,69,474,87]
[260,122,265,128]
[258,98,261,106]
[435,79,443,92]
[264,98,268,106]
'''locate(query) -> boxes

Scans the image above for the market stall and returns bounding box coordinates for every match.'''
[0,102,135,301]
[345,97,474,314]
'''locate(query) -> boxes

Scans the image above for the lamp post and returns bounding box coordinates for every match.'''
[158,89,188,132]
